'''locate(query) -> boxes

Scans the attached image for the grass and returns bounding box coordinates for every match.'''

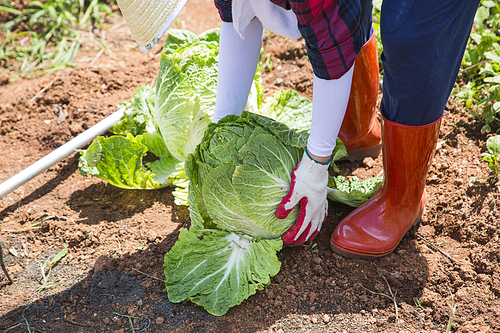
[113,313,152,332]
[0,0,112,77]
[356,273,399,321]
[445,288,458,333]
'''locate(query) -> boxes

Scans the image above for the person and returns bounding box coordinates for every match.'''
[116,0,480,258]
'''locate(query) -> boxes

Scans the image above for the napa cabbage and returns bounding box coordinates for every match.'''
[78,28,262,204]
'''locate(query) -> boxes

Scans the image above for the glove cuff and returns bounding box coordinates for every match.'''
[305,147,332,166]
[299,148,330,180]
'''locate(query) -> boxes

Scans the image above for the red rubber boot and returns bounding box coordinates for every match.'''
[339,31,381,162]
[331,114,442,258]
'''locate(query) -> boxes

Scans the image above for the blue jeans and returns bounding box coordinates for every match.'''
[379,0,480,125]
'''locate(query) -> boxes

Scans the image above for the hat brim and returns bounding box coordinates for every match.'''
[137,0,188,51]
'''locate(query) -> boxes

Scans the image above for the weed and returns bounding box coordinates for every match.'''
[1,213,55,233]
[0,0,112,75]
[113,312,151,332]
[0,242,14,284]
[482,135,500,178]
[260,52,273,72]
[445,288,459,333]
[356,273,399,321]
[37,245,68,292]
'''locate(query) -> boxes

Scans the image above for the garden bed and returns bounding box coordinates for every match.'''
[1,1,500,332]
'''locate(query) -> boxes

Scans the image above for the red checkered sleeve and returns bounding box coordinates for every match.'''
[214,0,362,80]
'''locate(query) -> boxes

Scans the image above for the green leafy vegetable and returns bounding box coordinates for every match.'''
[261,89,312,134]
[78,134,171,190]
[164,112,380,315]
[164,227,282,316]
[165,112,304,315]
[78,84,185,195]
[78,28,263,205]
[327,175,382,207]
[76,28,384,315]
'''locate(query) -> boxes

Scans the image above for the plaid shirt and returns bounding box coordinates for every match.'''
[214,0,362,79]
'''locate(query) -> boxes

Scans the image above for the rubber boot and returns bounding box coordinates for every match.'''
[331,114,442,258]
[338,31,381,162]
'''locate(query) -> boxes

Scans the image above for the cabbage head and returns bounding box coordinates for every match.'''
[164,111,307,316]
[186,111,308,237]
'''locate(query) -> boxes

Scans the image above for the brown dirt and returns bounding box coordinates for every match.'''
[1,2,500,332]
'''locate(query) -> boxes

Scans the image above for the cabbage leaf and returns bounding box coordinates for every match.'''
[164,227,282,316]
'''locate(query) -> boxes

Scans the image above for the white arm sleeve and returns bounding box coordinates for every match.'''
[212,20,263,123]
[307,65,355,157]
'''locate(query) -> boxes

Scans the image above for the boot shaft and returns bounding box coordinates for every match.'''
[338,31,381,158]
[380,115,442,207]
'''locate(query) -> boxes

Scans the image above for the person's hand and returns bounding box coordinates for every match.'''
[275,149,330,246]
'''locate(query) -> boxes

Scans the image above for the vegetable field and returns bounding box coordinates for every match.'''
[1,1,500,332]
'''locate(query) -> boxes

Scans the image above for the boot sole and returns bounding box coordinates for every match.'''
[330,209,423,259]
[339,143,382,163]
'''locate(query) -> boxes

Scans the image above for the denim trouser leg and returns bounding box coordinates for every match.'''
[380,0,480,125]
[359,0,373,43]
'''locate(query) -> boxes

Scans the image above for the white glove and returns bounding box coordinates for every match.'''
[212,20,263,123]
[276,149,330,245]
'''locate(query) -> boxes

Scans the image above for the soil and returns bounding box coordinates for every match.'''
[1,2,500,333]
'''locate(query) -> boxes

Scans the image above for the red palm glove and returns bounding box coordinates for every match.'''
[275,149,330,246]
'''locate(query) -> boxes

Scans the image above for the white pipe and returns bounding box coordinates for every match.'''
[0,107,126,199]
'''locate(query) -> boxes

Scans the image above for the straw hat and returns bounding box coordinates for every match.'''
[117,0,188,51]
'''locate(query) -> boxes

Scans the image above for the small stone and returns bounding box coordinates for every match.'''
[156,317,165,325]
[313,257,322,265]
[311,316,318,324]
[323,314,331,323]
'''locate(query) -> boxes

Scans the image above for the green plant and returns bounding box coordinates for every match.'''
[37,245,68,292]
[79,29,382,207]
[0,242,14,284]
[482,135,500,177]
[445,288,459,333]
[78,29,262,205]
[259,52,273,72]
[454,1,500,133]
[356,273,399,321]
[0,0,112,74]
[163,111,381,316]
